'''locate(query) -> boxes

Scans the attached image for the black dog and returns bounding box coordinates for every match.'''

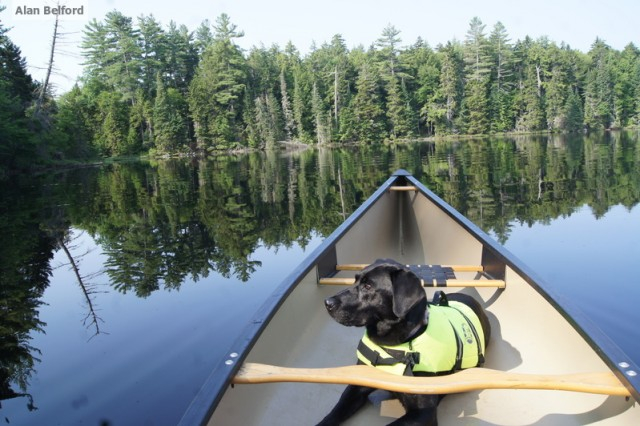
[319,259,491,426]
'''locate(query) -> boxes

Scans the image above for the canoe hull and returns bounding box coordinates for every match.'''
[185,171,639,425]
[211,265,637,425]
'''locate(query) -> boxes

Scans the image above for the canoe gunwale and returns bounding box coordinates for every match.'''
[178,170,640,425]
[178,172,404,425]
[403,173,640,404]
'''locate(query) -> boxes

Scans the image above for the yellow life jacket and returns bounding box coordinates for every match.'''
[356,300,486,376]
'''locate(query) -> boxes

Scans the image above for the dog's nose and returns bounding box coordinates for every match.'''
[324,297,337,312]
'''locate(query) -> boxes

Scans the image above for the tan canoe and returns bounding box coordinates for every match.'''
[180,170,639,425]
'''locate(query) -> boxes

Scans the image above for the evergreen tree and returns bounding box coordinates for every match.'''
[563,90,584,132]
[188,14,246,150]
[153,74,189,151]
[94,91,130,155]
[513,38,547,131]
[54,85,93,158]
[432,42,465,133]
[515,64,546,131]
[611,44,640,127]
[138,15,167,98]
[464,17,492,81]
[402,39,439,136]
[0,38,35,105]
[164,22,198,93]
[463,17,491,134]
[352,61,386,142]
[311,80,331,144]
[292,64,313,143]
[0,11,37,173]
[584,39,615,130]
[194,20,214,55]
[385,74,414,138]
[82,12,142,103]
[376,24,402,77]
[327,34,353,137]
[280,71,296,141]
[488,22,515,131]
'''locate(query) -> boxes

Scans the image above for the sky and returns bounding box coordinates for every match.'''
[2,0,639,95]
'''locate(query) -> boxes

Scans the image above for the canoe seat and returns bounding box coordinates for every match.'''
[318,264,506,288]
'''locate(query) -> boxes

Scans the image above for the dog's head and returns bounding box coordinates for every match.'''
[324,259,427,341]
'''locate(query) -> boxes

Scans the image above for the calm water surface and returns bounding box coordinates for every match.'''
[1,132,639,424]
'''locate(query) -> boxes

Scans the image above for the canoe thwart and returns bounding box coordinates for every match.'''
[389,186,418,192]
[322,263,503,287]
[336,264,485,273]
[232,363,631,397]
[319,277,506,288]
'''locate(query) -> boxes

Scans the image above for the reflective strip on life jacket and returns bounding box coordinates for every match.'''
[356,301,485,376]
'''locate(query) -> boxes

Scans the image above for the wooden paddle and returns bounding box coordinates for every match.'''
[233,363,630,397]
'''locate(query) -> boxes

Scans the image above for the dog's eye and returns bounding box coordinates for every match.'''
[360,277,372,290]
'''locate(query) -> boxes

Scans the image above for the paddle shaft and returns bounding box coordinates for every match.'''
[233,363,630,397]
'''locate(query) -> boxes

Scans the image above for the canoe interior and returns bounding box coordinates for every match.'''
[210,178,638,425]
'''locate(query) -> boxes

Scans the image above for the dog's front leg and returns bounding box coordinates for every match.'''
[316,384,376,425]
[387,409,437,426]
[387,394,439,426]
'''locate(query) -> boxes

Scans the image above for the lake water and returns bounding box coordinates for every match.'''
[1,131,639,425]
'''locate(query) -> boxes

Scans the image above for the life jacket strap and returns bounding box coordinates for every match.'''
[357,340,419,376]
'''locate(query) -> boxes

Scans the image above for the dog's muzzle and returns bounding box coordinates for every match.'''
[324,297,338,312]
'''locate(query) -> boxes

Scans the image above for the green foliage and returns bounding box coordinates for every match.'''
[155,86,189,151]
[188,14,246,150]
[584,39,615,130]
[564,91,584,132]
[352,61,386,142]
[4,8,640,171]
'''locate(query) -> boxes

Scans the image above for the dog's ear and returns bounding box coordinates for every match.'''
[390,268,426,318]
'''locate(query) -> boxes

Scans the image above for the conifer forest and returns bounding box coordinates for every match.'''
[2,9,640,176]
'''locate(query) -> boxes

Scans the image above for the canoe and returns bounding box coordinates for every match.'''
[180,169,640,425]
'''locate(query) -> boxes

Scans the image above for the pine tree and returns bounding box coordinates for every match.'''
[611,44,640,127]
[311,81,331,144]
[138,15,168,98]
[513,38,547,131]
[401,39,438,136]
[488,22,515,131]
[154,74,189,152]
[280,71,296,141]
[292,68,313,143]
[434,42,465,133]
[515,64,546,131]
[82,12,143,103]
[352,61,386,142]
[376,24,402,77]
[463,17,491,134]
[584,39,615,130]
[563,90,584,132]
[164,22,198,93]
[188,14,246,150]
[386,75,413,138]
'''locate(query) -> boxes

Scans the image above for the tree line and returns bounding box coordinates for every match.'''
[2,8,640,172]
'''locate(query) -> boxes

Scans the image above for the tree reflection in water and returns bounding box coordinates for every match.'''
[0,131,638,420]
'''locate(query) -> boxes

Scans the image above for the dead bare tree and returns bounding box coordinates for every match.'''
[55,233,108,340]
[36,13,59,113]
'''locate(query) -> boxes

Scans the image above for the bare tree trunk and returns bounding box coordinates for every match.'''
[535,64,542,97]
[334,65,339,127]
[58,237,105,340]
[35,13,59,116]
